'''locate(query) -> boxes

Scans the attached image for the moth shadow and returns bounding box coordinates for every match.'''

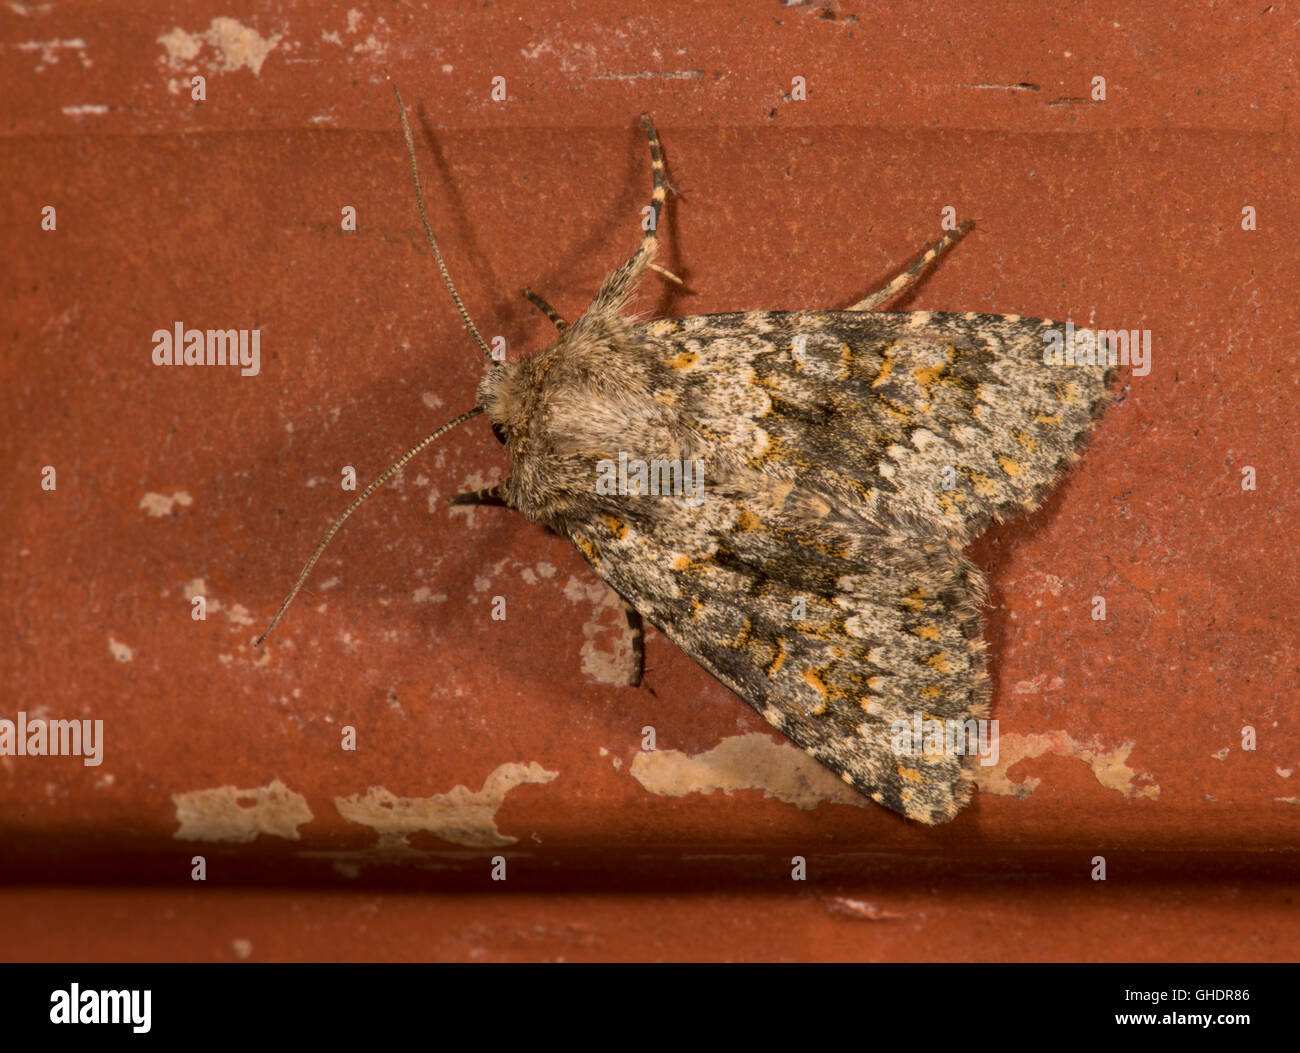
[413,112,691,343]
[844,227,973,312]
[968,477,1083,680]
[410,111,538,341]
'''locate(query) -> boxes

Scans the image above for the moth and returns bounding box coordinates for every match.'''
[259,88,1113,824]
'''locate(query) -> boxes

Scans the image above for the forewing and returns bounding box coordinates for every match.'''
[643,310,1112,541]
[562,476,989,824]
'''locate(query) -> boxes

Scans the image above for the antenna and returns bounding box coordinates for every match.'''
[257,86,500,645]
[255,407,483,645]
[392,84,496,363]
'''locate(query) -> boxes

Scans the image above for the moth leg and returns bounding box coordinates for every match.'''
[623,602,645,687]
[588,114,669,314]
[848,220,975,311]
[520,287,569,331]
[449,484,508,507]
[648,263,684,285]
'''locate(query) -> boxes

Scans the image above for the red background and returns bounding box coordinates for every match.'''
[2,0,1297,961]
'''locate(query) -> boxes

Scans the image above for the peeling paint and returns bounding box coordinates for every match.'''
[629,732,865,810]
[471,557,511,594]
[181,577,253,631]
[157,17,281,76]
[446,471,496,520]
[1012,672,1065,695]
[335,762,559,850]
[974,731,1160,802]
[562,575,638,685]
[107,636,133,662]
[12,37,87,71]
[825,896,905,921]
[140,490,193,517]
[592,69,705,81]
[519,37,599,74]
[172,778,313,842]
[519,561,558,586]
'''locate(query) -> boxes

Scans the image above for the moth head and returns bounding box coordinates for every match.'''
[476,363,529,448]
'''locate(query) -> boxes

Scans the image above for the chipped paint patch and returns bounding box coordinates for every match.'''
[140,490,193,517]
[974,731,1160,802]
[562,575,637,685]
[108,636,133,662]
[172,778,313,842]
[446,470,496,520]
[1012,672,1065,695]
[158,17,281,76]
[629,732,865,810]
[182,577,255,631]
[12,37,88,71]
[335,762,558,851]
[824,896,905,921]
[231,938,253,959]
[471,557,511,593]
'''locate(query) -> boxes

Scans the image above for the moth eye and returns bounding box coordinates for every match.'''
[491,421,509,446]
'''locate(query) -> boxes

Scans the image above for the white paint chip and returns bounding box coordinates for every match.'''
[140,490,193,517]
[172,779,313,842]
[335,762,559,850]
[974,731,1160,802]
[562,576,638,685]
[158,17,282,76]
[629,733,865,810]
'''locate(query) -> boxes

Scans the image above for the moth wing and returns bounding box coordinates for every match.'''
[563,477,989,824]
[648,310,1112,541]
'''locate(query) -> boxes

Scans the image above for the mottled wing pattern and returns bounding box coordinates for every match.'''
[642,310,1112,542]
[563,476,989,823]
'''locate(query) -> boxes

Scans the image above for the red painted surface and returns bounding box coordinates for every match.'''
[2,1,1296,961]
